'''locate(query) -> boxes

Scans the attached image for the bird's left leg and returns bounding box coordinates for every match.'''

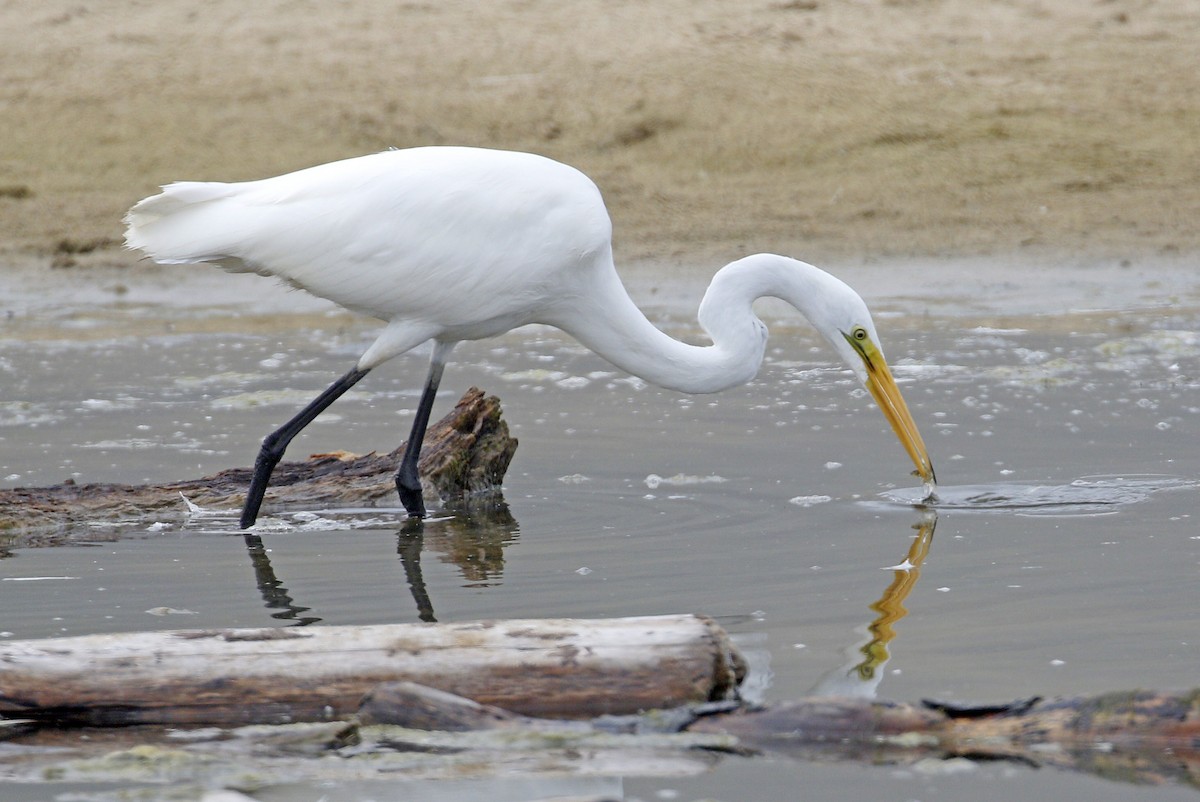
[396,342,455,518]
[240,366,370,528]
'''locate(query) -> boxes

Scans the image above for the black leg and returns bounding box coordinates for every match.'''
[240,367,370,528]
[396,348,449,518]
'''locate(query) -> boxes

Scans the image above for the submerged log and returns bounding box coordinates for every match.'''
[358,683,1200,786]
[2,691,1197,791]
[0,387,517,532]
[688,690,1200,784]
[0,615,745,727]
[363,679,1200,762]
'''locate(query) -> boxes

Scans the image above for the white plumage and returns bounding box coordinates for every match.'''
[125,146,935,527]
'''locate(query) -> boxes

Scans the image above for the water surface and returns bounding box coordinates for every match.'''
[1,261,1198,799]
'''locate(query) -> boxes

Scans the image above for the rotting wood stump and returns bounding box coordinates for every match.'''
[0,615,745,727]
[0,387,517,532]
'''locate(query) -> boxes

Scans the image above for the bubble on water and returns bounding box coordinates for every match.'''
[2,576,76,582]
[644,473,726,489]
[246,517,294,532]
[500,369,567,383]
[612,376,647,391]
[82,438,184,450]
[298,516,351,530]
[212,389,368,409]
[145,607,198,616]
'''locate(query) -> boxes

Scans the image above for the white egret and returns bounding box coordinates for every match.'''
[124,146,935,528]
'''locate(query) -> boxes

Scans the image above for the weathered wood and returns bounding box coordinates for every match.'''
[687,690,1200,783]
[0,615,745,727]
[358,680,738,736]
[1,674,1198,788]
[364,680,1200,764]
[356,682,1200,784]
[358,680,549,731]
[0,387,517,533]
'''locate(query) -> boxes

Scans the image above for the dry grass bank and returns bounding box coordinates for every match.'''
[2,0,1198,271]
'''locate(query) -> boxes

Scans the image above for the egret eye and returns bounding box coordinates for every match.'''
[852,326,868,342]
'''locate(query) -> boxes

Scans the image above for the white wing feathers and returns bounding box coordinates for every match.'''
[122,148,614,322]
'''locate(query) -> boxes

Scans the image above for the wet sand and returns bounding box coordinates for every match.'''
[3,0,1200,272]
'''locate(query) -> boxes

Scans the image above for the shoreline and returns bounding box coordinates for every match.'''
[4,249,1198,331]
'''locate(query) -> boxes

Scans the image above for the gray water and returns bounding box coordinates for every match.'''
[1,259,1199,800]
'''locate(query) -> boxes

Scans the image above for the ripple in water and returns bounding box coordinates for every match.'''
[877,474,1197,515]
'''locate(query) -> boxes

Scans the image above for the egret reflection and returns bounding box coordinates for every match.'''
[808,514,936,698]
[396,524,436,623]
[239,501,519,625]
[242,533,320,626]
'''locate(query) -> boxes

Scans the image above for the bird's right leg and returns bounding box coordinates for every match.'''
[240,367,371,528]
[395,343,453,518]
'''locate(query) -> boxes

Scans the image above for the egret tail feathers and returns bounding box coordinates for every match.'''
[123,182,254,271]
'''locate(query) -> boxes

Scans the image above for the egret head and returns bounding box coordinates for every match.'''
[804,277,936,487]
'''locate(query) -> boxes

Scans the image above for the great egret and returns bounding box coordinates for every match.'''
[125,146,935,528]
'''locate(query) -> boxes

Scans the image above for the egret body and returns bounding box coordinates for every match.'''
[124,147,935,527]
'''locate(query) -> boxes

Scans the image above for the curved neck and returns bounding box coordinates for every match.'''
[547,252,834,394]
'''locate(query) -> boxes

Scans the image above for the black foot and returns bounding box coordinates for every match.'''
[398,483,427,518]
[241,445,284,528]
[397,464,427,518]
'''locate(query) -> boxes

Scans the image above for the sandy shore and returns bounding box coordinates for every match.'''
[3,0,1198,274]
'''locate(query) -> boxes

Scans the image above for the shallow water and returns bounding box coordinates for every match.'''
[1,262,1199,799]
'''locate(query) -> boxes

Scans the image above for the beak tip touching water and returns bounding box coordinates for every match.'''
[863,357,936,493]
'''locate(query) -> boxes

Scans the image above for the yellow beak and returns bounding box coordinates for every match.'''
[849,335,936,486]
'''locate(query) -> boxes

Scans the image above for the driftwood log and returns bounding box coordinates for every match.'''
[0,615,745,727]
[0,386,517,533]
[0,618,1196,788]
